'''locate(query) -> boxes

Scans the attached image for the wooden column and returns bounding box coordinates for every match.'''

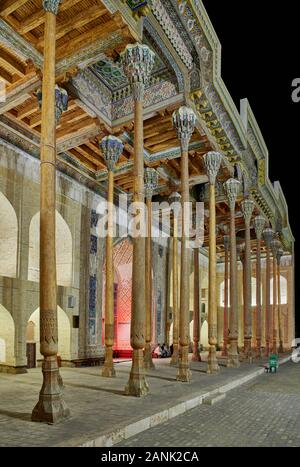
[263,228,274,357]
[241,199,255,360]
[173,107,196,383]
[192,248,201,362]
[271,239,281,355]
[170,193,181,367]
[144,169,158,370]
[204,152,223,374]
[277,249,284,353]
[121,44,155,396]
[32,0,69,424]
[224,178,241,368]
[222,235,230,357]
[101,136,123,377]
[253,215,266,358]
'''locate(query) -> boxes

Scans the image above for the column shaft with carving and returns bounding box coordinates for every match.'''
[121,44,155,396]
[173,107,196,382]
[101,136,123,377]
[170,193,181,366]
[271,239,281,355]
[192,248,201,361]
[253,216,265,358]
[222,235,230,357]
[241,199,255,360]
[144,169,158,369]
[224,178,241,368]
[277,249,284,353]
[204,152,223,374]
[32,0,69,424]
[263,228,274,357]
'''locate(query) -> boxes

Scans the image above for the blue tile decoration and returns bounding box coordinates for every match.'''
[91,209,98,228]
[90,235,98,255]
[89,275,97,312]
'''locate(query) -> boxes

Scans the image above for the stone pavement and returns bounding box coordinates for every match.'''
[117,362,300,448]
[0,354,292,447]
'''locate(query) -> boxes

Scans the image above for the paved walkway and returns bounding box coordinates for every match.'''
[117,362,300,447]
[0,354,292,447]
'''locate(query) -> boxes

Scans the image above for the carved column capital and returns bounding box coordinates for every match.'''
[120,43,155,101]
[172,106,196,152]
[277,248,284,266]
[37,85,68,123]
[101,135,123,172]
[203,151,223,185]
[145,168,158,200]
[263,228,274,249]
[271,239,281,258]
[241,199,255,226]
[224,178,241,211]
[253,215,266,240]
[43,0,60,14]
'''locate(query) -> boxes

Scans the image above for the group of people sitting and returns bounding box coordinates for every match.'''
[153,343,172,358]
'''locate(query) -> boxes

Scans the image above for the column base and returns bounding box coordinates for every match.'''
[207,345,220,374]
[265,342,270,358]
[272,340,278,355]
[176,346,191,382]
[170,344,179,366]
[243,338,254,362]
[227,340,240,368]
[102,347,116,378]
[31,357,70,424]
[278,342,284,354]
[221,345,228,358]
[255,340,263,359]
[125,349,149,397]
[144,343,155,370]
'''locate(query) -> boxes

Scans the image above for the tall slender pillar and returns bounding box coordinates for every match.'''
[277,248,284,353]
[173,107,196,382]
[32,0,70,423]
[203,152,223,374]
[263,228,274,357]
[224,178,241,368]
[271,239,281,355]
[222,235,230,357]
[121,43,155,396]
[192,248,201,361]
[101,136,123,377]
[170,192,181,367]
[241,199,255,360]
[144,168,158,369]
[253,215,266,358]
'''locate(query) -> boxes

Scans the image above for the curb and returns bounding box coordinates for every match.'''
[80,356,291,447]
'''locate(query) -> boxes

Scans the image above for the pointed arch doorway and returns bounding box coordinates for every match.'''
[102,238,133,358]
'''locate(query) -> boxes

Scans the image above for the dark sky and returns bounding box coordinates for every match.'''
[201,1,299,336]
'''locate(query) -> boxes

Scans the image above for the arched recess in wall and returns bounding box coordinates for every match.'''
[0,192,18,278]
[102,238,133,355]
[0,304,15,366]
[28,210,73,286]
[27,306,71,365]
[270,275,288,305]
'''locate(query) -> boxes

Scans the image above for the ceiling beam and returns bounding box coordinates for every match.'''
[0,0,29,17]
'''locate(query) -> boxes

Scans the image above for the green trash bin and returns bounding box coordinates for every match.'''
[269,354,279,373]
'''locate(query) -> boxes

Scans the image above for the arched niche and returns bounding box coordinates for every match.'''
[27,306,71,364]
[0,304,15,366]
[28,210,73,286]
[0,192,18,278]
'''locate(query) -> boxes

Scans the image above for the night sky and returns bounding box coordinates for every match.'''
[201,1,299,337]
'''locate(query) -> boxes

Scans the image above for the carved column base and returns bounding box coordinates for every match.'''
[176,346,192,382]
[265,342,270,358]
[221,345,228,357]
[125,349,149,397]
[207,345,220,374]
[144,343,155,370]
[170,344,179,366]
[272,340,278,355]
[227,340,240,368]
[278,342,284,354]
[192,343,201,362]
[243,338,254,361]
[32,356,70,424]
[102,347,116,378]
[255,339,263,359]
